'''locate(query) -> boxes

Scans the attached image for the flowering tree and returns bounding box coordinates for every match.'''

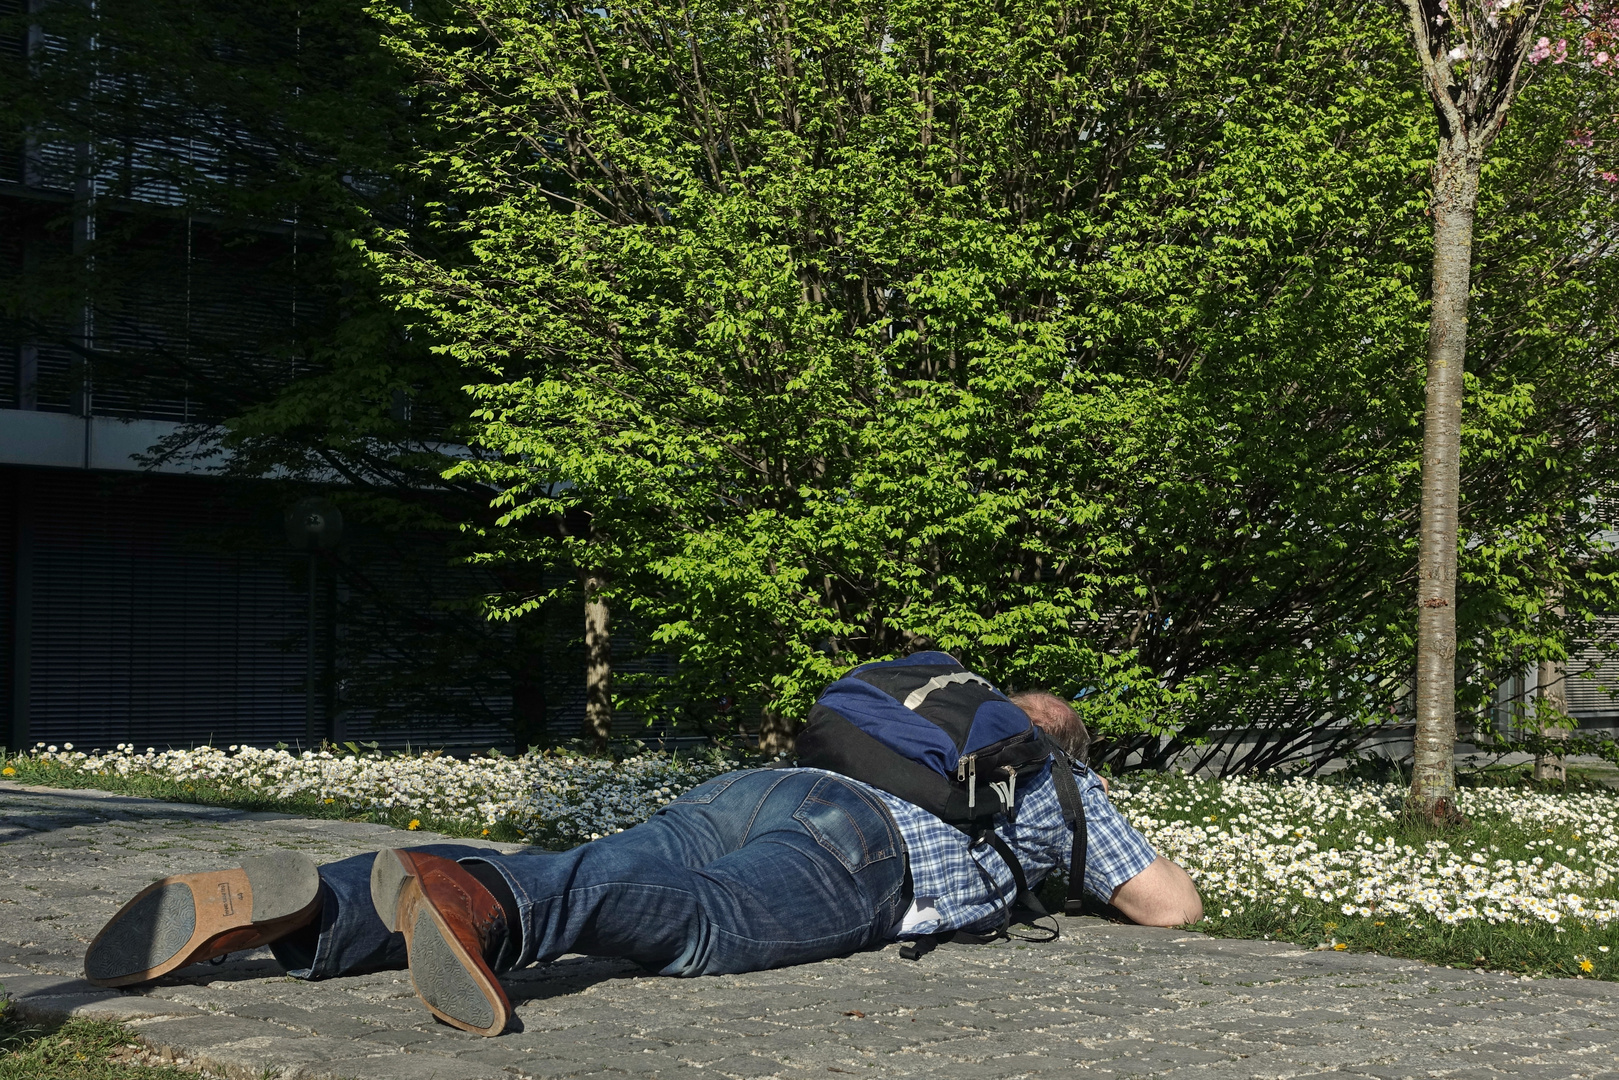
[1404,0,1619,819]
[1403,0,1551,822]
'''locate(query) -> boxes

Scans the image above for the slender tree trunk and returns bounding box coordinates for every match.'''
[581,568,612,749]
[1408,139,1482,823]
[1534,597,1569,783]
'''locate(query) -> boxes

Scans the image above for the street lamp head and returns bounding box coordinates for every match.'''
[284,497,345,552]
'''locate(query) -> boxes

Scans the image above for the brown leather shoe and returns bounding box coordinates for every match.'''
[84,852,322,987]
[373,850,511,1037]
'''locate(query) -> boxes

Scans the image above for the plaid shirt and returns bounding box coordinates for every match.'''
[849,761,1158,938]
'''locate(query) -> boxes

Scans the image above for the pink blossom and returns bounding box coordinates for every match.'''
[1569,128,1595,148]
[1530,36,1553,63]
[1599,51,1611,65]
[1554,38,1570,63]
[1599,171,1619,182]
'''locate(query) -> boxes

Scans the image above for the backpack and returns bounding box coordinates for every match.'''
[794,652,1089,955]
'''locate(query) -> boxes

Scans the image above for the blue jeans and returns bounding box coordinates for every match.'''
[269,769,910,979]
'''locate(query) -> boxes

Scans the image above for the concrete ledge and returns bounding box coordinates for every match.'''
[0,972,204,1023]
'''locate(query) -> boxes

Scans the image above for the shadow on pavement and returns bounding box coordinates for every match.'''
[502,955,646,1005]
[0,781,296,841]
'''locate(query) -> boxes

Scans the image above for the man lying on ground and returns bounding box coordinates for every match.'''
[84,690,1201,1037]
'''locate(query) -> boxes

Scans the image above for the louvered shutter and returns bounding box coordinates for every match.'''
[21,470,314,750]
[0,0,23,186]
[1566,615,1619,727]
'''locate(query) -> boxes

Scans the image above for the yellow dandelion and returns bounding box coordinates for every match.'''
[1373,921,1385,927]
[1333,943,1349,951]
[1579,957,1595,973]
[1,766,14,776]
[324,798,335,804]
[407,819,421,831]
[481,829,490,836]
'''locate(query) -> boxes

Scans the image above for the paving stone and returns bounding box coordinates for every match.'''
[346,1027,446,1051]
[311,1054,507,1080]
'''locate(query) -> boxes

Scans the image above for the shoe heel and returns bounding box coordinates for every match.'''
[370,849,411,932]
[241,852,321,923]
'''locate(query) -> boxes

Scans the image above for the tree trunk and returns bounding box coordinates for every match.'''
[758,700,795,755]
[1408,139,1482,824]
[1534,598,1569,783]
[581,569,613,749]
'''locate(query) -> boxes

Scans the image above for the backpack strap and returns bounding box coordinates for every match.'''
[1065,801,1089,916]
[977,831,1059,943]
[897,835,1060,961]
[897,751,1086,962]
[1042,740,1090,916]
[899,929,984,960]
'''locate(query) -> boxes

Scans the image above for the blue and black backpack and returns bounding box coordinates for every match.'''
[795,652,1089,946]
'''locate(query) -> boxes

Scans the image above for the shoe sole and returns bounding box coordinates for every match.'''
[397,877,509,1037]
[84,852,321,987]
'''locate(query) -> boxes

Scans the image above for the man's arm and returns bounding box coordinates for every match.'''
[1108,857,1202,927]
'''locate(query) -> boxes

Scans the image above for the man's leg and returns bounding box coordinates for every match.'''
[268,843,502,979]
[450,769,910,977]
[311,772,798,983]
[88,766,911,1029]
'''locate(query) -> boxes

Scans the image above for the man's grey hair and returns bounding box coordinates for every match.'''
[1007,690,1090,764]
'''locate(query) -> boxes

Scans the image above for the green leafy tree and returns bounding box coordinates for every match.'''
[361,0,1618,765]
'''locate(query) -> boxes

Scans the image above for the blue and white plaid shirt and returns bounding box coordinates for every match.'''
[850,760,1157,938]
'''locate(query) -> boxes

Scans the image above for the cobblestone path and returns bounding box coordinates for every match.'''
[4,781,1618,1080]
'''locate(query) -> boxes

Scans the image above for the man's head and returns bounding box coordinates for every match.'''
[1007,690,1090,763]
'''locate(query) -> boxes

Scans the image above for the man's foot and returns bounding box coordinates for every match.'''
[371,850,511,1037]
[84,852,322,987]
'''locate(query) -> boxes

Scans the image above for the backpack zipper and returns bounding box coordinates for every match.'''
[957,753,978,809]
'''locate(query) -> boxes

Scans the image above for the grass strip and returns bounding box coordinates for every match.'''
[0,1011,203,1080]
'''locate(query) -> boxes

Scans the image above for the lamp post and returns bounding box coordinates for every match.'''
[284,498,344,749]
